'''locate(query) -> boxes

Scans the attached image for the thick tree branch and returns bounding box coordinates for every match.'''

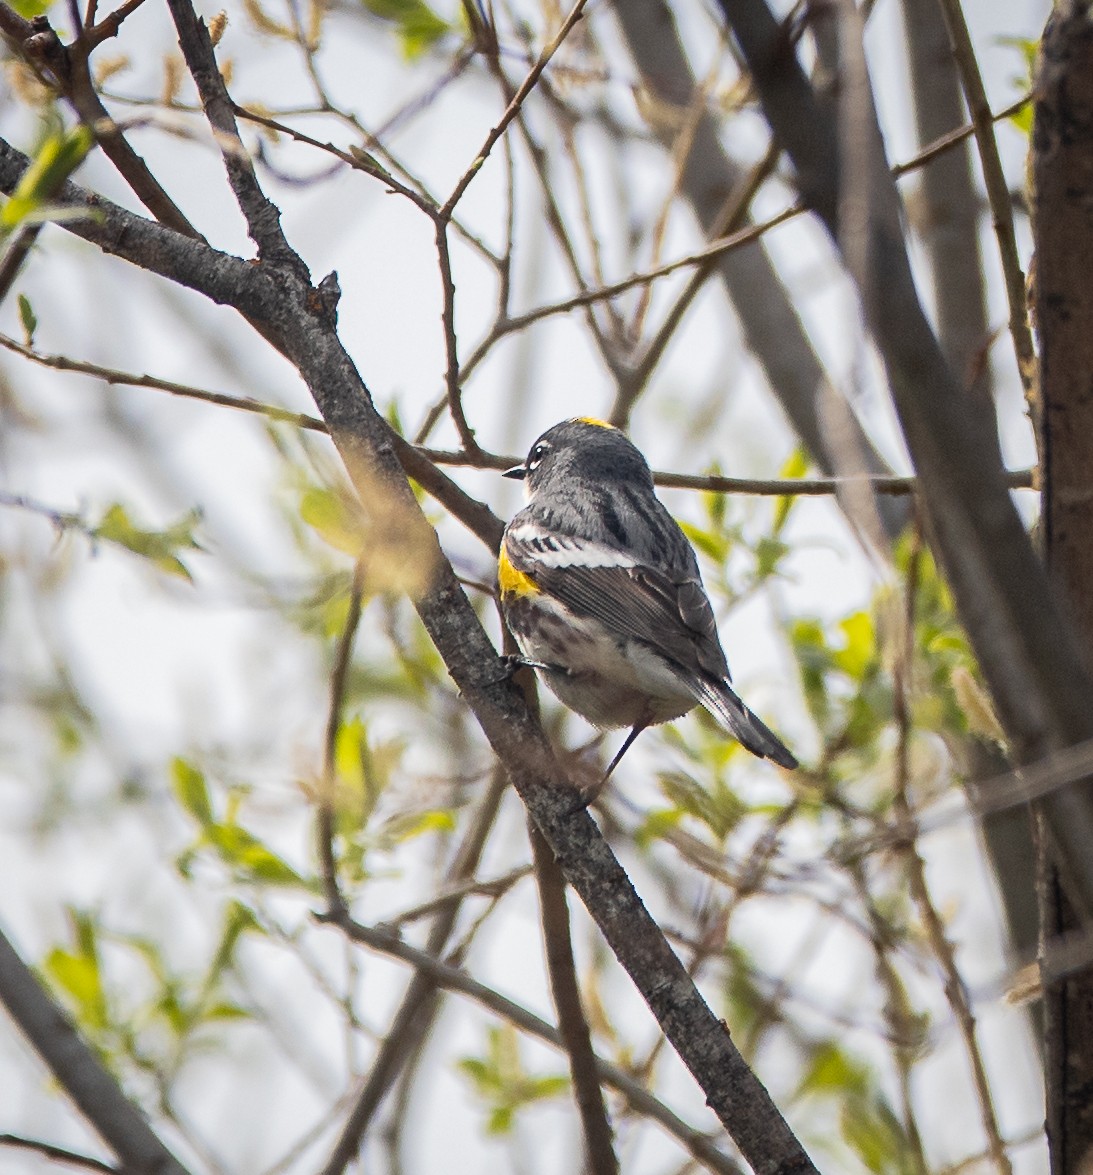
[1033,5,1093,1168]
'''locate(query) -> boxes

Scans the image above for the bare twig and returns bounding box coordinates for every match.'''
[164,0,298,264]
[934,0,1037,404]
[892,532,1013,1175]
[317,557,368,916]
[0,1135,116,1173]
[318,772,508,1175]
[440,0,589,219]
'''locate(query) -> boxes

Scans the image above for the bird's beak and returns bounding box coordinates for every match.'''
[503,464,527,480]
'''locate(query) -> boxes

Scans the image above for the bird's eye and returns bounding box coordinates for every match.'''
[527,442,549,470]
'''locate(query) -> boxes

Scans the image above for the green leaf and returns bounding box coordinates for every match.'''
[93,503,202,581]
[17,293,37,344]
[206,901,261,983]
[1008,102,1033,136]
[753,535,788,581]
[43,949,107,1028]
[791,618,832,727]
[381,808,456,843]
[996,37,1035,138]
[833,611,875,679]
[42,910,107,1031]
[299,485,365,557]
[774,446,809,533]
[172,758,213,825]
[678,520,728,562]
[633,806,683,849]
[203,1000,250,1021]
[841,1096,913,1175]
[2,126,95,230]
[657,771,745,841]
[9,0,53,15]
[459,1025,569,1135]
[795,1040,869,1099]
[360,0,448,56]
[486,1106,514,1135]
[204,822,309,889]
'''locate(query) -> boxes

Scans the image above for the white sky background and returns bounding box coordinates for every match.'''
[0,0,1052,1171]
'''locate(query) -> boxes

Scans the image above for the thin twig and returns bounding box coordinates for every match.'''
[0,1135,116,1173]
[934,0,1036,404]
[317,556,368,916]
[613,138,783,427]
[1,333,1036,504]
[892,529,1014,1175]
[440,0,590,219]
[317,772,509,1175]
[165,0,298,263]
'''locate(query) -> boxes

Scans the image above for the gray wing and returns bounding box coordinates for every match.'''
[504,518,799,769]
[504,522,730,681]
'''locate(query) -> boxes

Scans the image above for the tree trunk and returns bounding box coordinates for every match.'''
[1033,5,1093,1171]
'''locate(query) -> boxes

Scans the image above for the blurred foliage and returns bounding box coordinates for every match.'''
[998,36,1037,135]
[459,1025,570,1135]
[93,503,203,582]
[0,125,93,234]
[173,757,313,890]
[41,903,257,1085]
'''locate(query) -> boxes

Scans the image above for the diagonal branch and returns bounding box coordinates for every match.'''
[164,0,300,266]
[0,924,190,1175]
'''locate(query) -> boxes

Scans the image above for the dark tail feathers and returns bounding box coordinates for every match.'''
[694,678,798,770]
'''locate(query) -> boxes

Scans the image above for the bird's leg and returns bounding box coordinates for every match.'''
[491,654,566,685]
[567,721,649,815]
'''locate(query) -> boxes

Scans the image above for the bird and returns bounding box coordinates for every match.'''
[498,417,797,801]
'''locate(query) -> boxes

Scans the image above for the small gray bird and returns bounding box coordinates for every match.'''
[499,417,797,793]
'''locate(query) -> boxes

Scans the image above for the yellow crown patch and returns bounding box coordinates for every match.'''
[573,416,616,430]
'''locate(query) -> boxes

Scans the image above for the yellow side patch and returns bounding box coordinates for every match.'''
[573,416,616,430]
[498,544,539,598]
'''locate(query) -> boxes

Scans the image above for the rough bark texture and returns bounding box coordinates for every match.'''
[1034,5,1093,1170]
